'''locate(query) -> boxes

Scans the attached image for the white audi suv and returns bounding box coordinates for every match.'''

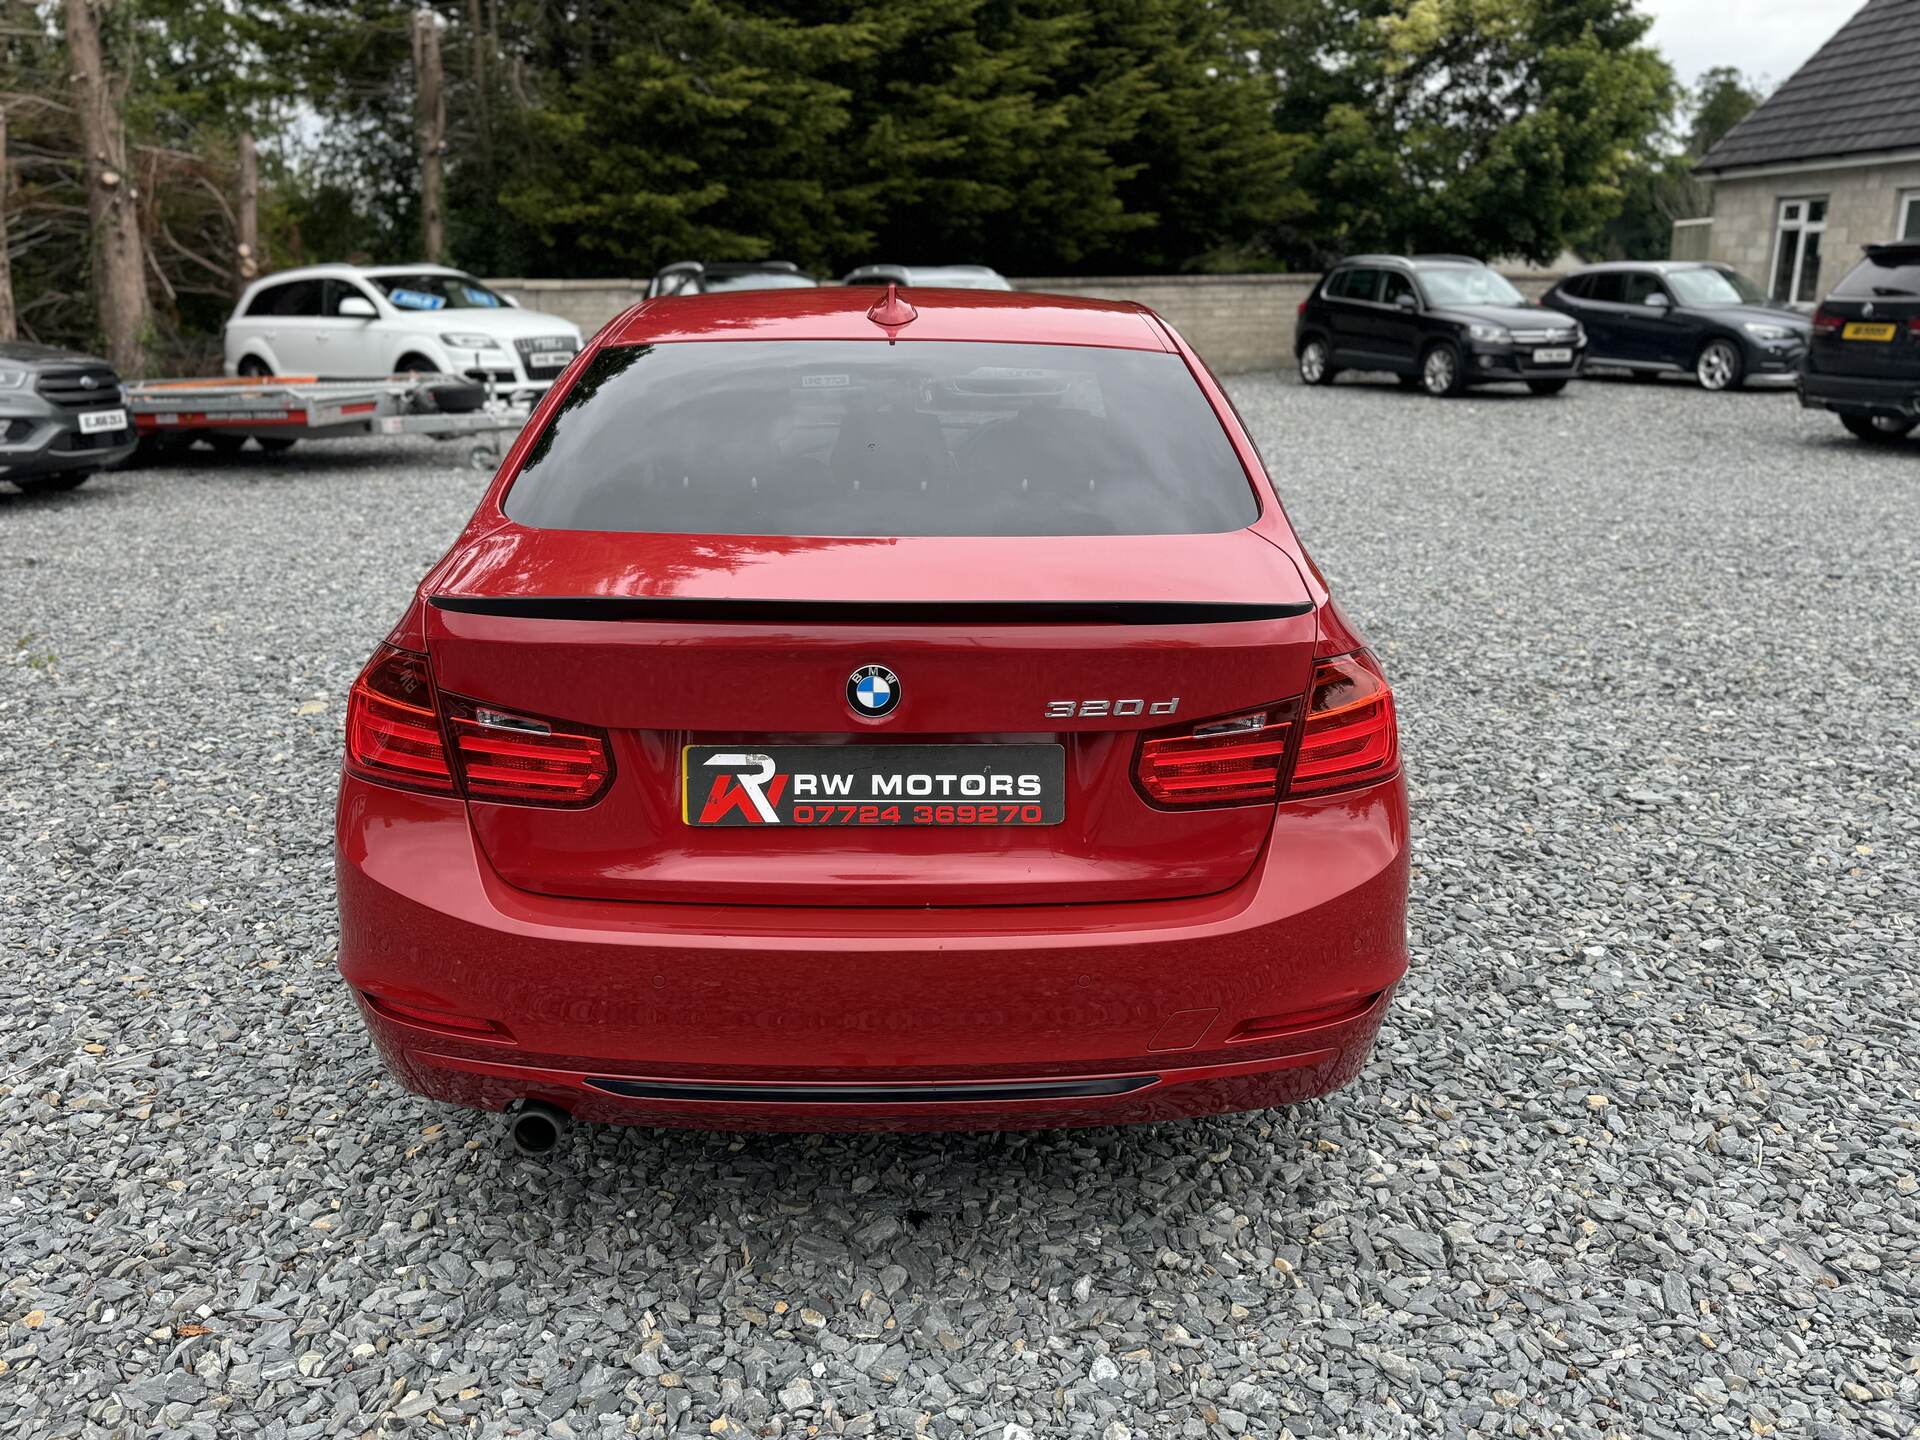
[223,264,584,392]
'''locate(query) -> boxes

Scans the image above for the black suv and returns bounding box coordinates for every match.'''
[1544,261,1807,391]
[0,342,136,494]
[646,260,821,299]
[1296,255,1585,397]
[1800,243,1920,443]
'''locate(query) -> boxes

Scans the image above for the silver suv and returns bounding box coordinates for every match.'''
[0,342,135,494]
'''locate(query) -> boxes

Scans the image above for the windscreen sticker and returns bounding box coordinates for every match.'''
[461,286,501,307]
[388,288,445,311]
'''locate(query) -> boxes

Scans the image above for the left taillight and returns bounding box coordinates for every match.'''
[442,696,611,806]
[345,646,456,794]
[344,645,611,806]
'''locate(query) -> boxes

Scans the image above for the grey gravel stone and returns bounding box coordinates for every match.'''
[2,379,1916,1439]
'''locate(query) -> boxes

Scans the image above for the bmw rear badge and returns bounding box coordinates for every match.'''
[848,664,900,717]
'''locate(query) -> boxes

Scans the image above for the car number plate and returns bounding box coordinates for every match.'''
[529,351,572,368]
[683,744,1064,827]
[1843,322,1896,342]
[1532,347,1573,364]
[79,408,128,434]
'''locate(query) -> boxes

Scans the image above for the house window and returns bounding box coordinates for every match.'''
[1902,192,1920,240]
[1771,197,1826,305]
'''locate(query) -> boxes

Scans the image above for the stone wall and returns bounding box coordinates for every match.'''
[488,268,1568,376]
[1703,160,1920,302]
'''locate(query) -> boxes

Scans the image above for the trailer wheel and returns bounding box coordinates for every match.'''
[201,433,247,456]
[468,444,497,472]
[257,436,298,454]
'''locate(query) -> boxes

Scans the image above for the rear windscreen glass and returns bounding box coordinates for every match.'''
[503,341,1260,537]
[1833,255,1920,299]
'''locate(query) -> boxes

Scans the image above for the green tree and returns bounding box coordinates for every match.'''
[1586,64,1762,260]
[1258,0,1675,266]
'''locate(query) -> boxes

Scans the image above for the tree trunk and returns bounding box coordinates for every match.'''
[0,109,16,342]
[63,0,150,375]
[412,9,446,263]
[236,130,258,295]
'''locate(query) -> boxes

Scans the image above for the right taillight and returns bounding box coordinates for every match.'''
[345,646,456,794]
[1290,650,1399,796]
[1137,701,1301,807]
[1811,308,1845,335]
[1132,650,1399,808]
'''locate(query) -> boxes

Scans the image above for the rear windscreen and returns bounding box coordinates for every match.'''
[1833,255,1920,299]
[503,341,1260,537]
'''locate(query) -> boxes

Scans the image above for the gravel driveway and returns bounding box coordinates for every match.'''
[2,377,1915,1440]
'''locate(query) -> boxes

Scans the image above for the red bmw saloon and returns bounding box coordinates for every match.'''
[336,285,1408,1145]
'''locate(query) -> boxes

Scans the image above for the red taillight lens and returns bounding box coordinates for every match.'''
[443,697,611,806]
[1291,650,1398,795]
[1812,308,1845,335]
[344,645,610,806]
[1136,702,1300,807]
[345,646,455,794]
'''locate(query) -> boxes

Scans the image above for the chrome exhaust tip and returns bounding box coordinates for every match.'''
[506,1100,570,1157]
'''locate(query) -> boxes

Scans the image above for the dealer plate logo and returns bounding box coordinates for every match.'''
[847,664,900,717]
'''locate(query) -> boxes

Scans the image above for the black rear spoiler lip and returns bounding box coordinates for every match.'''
[428,595,1313,625]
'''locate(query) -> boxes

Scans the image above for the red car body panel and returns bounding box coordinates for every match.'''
[336,287,1410,1132]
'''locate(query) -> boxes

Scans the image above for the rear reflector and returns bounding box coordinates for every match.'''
[1136,701,1300,807]
[344,646,455,795]
[443,696,612,806]
[362,990,515,1041]
[1291,650,1398,795]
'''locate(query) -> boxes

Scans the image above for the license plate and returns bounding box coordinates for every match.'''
[529,352,571,369]
[79,408,127,434]
[1843,322,1896,342]
[1532,348,1573,365]
[683,744,1064,827]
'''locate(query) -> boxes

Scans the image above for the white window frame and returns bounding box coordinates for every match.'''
[1769,196,1828,307]
[1900,190,1920,240]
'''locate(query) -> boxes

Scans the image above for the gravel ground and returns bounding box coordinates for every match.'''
[2,376,1915,1440]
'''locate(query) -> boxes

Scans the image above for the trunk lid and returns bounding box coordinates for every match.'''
[424,525,1318,907]
[1809,247,1920,380]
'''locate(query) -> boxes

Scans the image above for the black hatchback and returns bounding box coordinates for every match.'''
[1543,262,1807,391]
[1296,255,1585,397]
[1801,243,1920,443]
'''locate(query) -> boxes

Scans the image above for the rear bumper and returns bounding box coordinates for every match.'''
[1798,367,1920,417]
[336,772,1410,1132]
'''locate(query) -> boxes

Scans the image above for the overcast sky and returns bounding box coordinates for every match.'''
[1641,0,1858,89]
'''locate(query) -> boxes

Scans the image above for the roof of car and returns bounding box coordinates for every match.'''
[1564,260,1723,274]
[605,286,1171,351]
[1696,0,1920,174]
[1335,254,1484,269]
[845,263,1010,284]
[242,262,469,289]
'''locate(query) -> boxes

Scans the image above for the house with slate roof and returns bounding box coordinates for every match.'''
[1691,0,1920,307]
